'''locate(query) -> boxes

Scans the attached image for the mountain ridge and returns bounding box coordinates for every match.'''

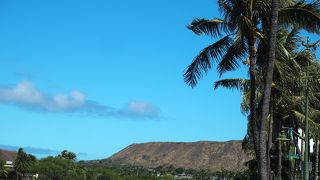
[92,140,253,172]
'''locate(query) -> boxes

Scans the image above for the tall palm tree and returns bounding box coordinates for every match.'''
[184,0,271,160]
[259,0,279,179]
[184,1,320,178]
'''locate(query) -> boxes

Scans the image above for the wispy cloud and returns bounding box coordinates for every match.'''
[117,101,160,118]
[0,144,88,158]
[0,81,161,119]
[0,144,59,155]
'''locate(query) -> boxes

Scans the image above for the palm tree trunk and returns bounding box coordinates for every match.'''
[276,118,282,180]
[267,103,273,179]
[259,0,279,179]
[247,0,260,168]
[315,139,319,180]
[248,28,259,163]
[277,138,282,180]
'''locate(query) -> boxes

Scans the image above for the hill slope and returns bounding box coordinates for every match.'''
[97,140,252,172]
[0,149,17,162]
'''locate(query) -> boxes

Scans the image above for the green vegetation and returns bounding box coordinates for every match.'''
[1,148,251,179]
[0,160,8,178]
[33,157,179,180]
[57,150,77,161]
[0,149,174,179]
[15,148,37,179]
[34,156,86,180]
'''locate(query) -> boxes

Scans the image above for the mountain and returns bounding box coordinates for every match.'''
[92,140,253,172]
[0,149,17,162]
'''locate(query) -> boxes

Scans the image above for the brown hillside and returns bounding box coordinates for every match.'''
[0,149,17,162]
[104,140,252,172]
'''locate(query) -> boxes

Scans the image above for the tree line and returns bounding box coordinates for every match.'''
[1,148,218,180]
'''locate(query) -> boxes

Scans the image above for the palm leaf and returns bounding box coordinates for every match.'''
[187,18,227,37]
[217,36,247,76]
[284,28,300,52]
[184,35,232,87]
[214,78,249,90]
[279,1,320,33]
[218,0,232,19]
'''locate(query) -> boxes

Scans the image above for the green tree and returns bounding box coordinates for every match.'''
[58,150,77,161]
[14,148,36,179]
[0,160,8,178]
[35,156,85,180]
[184,1,265,156]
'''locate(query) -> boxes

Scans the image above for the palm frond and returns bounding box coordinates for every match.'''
[294,51,313,66]
[183,36,232,87]
[279,1,320,33]
[213,78,249,90]
[217,36,247,76]
[256,0,272,20]
[284,28,300,52]
[218,0,242,22]
[187,18,227,37]
[218,0,232,19]
[279,0,296,8]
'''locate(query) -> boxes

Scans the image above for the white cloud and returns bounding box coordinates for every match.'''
[51,91,86,111]
[0,81,88,112]
[0,81,44,104]
[0,81,161,119]
[119,101,160,118]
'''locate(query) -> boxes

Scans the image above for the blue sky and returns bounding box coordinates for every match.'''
[0,0,248,160]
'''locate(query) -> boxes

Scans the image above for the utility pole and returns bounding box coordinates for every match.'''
[301,37,320,180]
[304,59,309,180]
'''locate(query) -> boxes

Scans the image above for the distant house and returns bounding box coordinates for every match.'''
[0,149,17,171]
[16,172,39,180]
[4,160,14,169]
[175,173,193,179]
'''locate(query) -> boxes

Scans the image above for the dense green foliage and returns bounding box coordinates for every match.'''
[58,150,77,161]
[14,148,37,178]
[34,156,86,180]
[34,160,178,180]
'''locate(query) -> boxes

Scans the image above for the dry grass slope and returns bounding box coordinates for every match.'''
[106,140,253,171]
[0,149,17,162]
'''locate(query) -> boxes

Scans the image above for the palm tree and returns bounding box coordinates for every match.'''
[184,0,271,161]
[14,148,36,179]
[184,1,320,178]
[259,0,279,179]
[58,150,77,161]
